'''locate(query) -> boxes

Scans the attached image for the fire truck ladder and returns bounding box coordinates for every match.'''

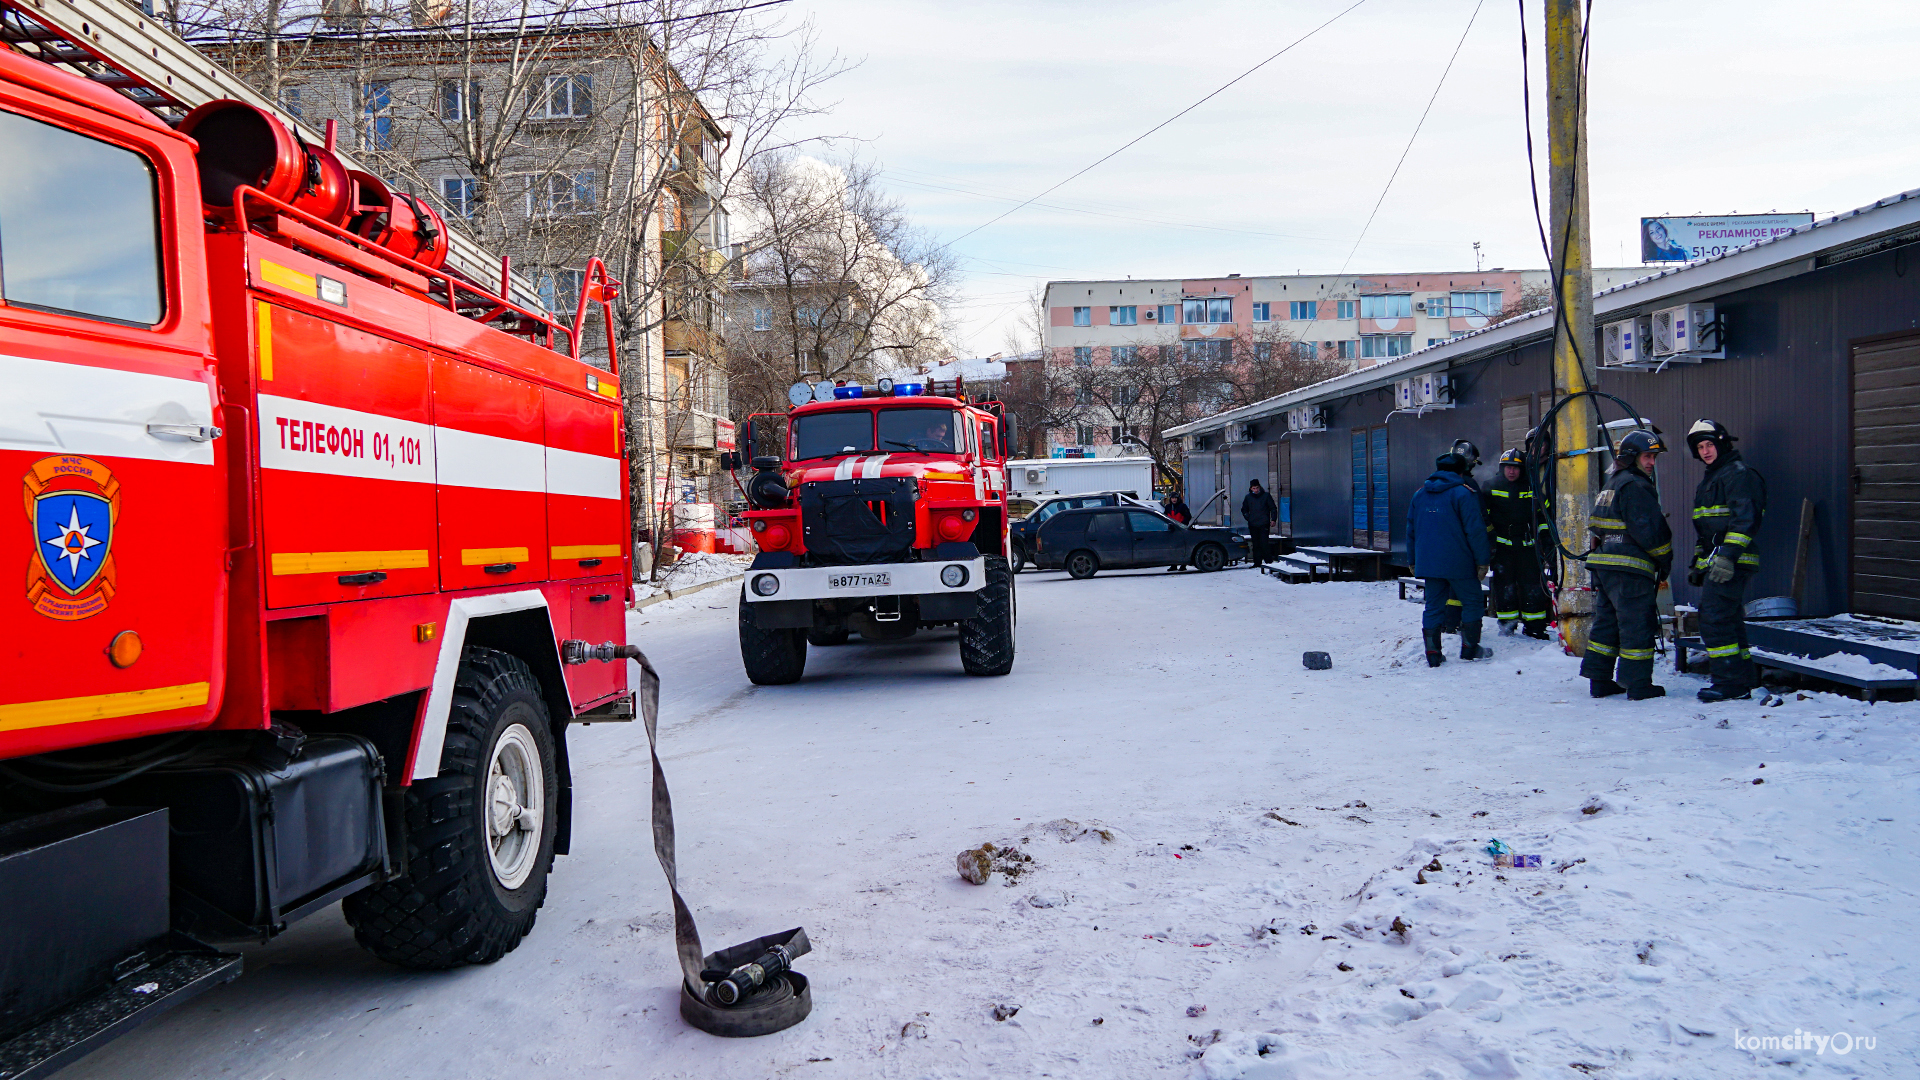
[0,0,547,313]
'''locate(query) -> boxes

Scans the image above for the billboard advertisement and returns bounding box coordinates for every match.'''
[1640,214,1814,263]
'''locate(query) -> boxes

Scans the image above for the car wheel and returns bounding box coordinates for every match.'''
[1066,551,1098,579]
[1193,543,1226,573]
[1010,544,1028,574]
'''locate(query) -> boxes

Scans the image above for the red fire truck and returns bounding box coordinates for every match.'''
[0,22,637,1074]
[729,378,1018,683]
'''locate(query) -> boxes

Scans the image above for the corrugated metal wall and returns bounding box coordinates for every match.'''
[1184,243,1920,613]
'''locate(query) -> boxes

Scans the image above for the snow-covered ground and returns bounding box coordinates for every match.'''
[64,570,1918,1079]
[633,550,751,600]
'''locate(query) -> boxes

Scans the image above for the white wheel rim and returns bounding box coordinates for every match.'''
[485,723,544,890]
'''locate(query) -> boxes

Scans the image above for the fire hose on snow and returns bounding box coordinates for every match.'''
[628,648,814,1036]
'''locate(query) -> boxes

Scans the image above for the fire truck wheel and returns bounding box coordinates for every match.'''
[960,555,1016,676]
[740,594,808,684]
[807,627,850,646]
[1193,543,1227,573]
[343,647,558,969]
[1065,550,1099,579]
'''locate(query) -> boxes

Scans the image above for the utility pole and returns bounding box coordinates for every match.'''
[1546,0,1597,653]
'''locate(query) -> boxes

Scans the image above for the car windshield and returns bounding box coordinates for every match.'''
[791,410,874,459]
[877,408,958,453]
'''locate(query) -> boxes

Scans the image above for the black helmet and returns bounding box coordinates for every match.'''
[1616,429,1667,459]
[1436,452,1470,475]
[1498,448,1526,469]
[1451,439,1481,466]
[1685,418,1736,460]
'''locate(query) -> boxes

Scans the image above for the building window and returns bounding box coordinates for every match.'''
[1427,338,1446,347]
[1289,300,1318,321]
[439,79,481,122]
[538,268,585,314]
[1111,345,1137,365]
[751,307,772,331]
[1075,424,1098,446]
[1183,297,1234,324]
[796,306,823,326]
[281,86,303,118]
[1359,294,1412,319]
[531,171,596,215]
[1360,334,1412,359]
[440,176,477,218]
[360,80,392,151]
[1254,342,1273,362]
[1251,302,1271,322]
[1158,303,1179,324]
[1295,341,1319,360]
[1337,300,1357,320]
[1073,346,1092,366]
[1184,339,1231,363]
[1073,306,1091,326]
[1110,305,1137,325]
[539,74,593,119]
[1423,296,1446,318]
[1076,386,1093,406]
[1336,339,1358,360]
[1449,290,1503,318]
[1111,425,1140,444]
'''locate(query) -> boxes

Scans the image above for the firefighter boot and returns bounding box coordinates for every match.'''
[1697,684,1752,703]
[1523,620,1551,640]
[1627,683,1667,700]
[1590,678,1626,698]
[1423,629,1446,668]
[1498,619,1519,636]
[1459,623,1492,661]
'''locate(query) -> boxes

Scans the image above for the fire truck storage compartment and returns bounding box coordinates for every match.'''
[97,735,386,941]
[800,477,919,564]
[433,355,549,590]
[566,582,628,707]
[0,805,171,1040]
[543,387,627,581]
[258,302,438,608]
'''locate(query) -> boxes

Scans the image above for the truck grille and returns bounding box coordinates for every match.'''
[799,477,918,566]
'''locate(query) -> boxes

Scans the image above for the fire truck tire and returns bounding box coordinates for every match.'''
[342,647,558,970]
[1193,543,1227,573]
[807,627,850,646]
[1065,550,1099,579]
[740,594,808,684]
[960,555,1016,676]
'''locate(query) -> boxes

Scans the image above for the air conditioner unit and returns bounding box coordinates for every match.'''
[1287,406,1326,434]
[1413,301,1427,312]
[1143,309,1156,320]
[1226,422,1250,444]
[1395,378,1417,410]
[1650,303,1722,358]
[1417,371,1453,408]
[1602,317,1650,368]
[1023,467,1046,485]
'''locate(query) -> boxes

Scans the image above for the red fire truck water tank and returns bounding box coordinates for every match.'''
[345,170,451,270]
[179,99,351,224]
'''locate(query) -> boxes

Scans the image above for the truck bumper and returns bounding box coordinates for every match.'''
[742,557,987,603]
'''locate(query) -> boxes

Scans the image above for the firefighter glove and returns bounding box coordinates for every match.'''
[1707,547,1738,584]
[1687,567,1705,588]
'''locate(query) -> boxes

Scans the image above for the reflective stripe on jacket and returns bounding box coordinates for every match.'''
[1589,465,1673,580]
[1691,452,1767,571]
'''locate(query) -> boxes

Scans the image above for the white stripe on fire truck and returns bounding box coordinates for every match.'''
[0,353,218,466]
[861,454,890,479]
[257,394,622,499]
[833,456,859,481]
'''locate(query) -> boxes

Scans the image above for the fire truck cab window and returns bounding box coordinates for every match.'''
[878,408,957,453]
[0,111,164,326]
[791,409,873,458]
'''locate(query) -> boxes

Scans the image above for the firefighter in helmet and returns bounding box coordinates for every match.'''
[1580,429,1674,700]
[1486,448,1552,639]
[1686,419,1768,702]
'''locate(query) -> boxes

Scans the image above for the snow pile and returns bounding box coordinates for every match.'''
[1753,647,1916,682]
[632,550,749,600]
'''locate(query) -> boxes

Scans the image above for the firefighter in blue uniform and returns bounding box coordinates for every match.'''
[1486,448,1552,639]
[1686,419,1768,702]
[1579,430,1674,700]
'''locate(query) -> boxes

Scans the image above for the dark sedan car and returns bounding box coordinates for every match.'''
[1009,490,1153,572]
[1031,506,1248,578]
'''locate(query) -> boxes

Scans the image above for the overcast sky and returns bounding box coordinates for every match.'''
[787,0,1920,356]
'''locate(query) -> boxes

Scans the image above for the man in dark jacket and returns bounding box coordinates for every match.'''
[1241,479,1278,566]
[1686,419,1768,702]
[1580,430,1675,700]
[1486,448,1552,639]
[1163,489,1192,525]
[1437,440,1484,635]
[1408,453,1493,667]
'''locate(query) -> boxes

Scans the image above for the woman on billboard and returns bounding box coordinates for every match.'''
[1642,218,1692,262]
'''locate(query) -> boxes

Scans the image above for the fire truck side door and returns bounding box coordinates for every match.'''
[432,356,549,590]
[543,386,625,582]
[257,304,438,608]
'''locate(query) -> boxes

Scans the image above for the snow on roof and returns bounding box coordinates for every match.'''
[896,356,1010,383]
[1165,185,1920,439]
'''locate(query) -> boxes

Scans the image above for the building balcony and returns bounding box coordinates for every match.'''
[662,230,732,277]
[664,316,719,357]
[666,408,727,451]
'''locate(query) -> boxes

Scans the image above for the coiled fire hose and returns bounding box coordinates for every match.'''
[632,648,814,1036]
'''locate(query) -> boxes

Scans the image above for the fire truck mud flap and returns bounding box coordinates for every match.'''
[634,651,812,1036]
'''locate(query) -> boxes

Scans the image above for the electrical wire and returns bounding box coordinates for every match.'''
[941,0,1370,249]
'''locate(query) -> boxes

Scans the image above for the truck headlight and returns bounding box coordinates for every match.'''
[940,564,969,588]
[751,573,780,596]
